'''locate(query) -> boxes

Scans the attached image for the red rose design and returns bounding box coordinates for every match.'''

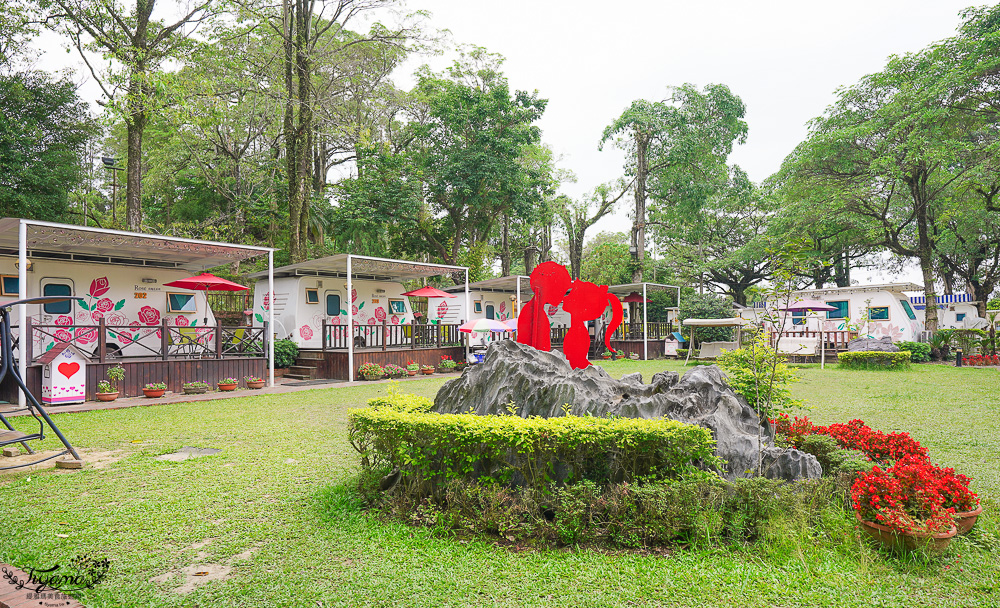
[174,316,190,327]
[299,325,313,340]
[262,292,271,310]
[76,311,88,322]
[89,277,110,298]
[391,315,399,324]
[351,288,357,303]
[499,301,506,313]
[374,307,386,322]
[138,306,160,326]
[367,317,376,325]
[107,312,127,326]
[54,329,72,343]
[75,327,97,345]
[95,298,114,312]
[118,332,133,345]
[129,321,140,329]
[437,301,449,317]
[352,304,359,316]
[55,315,73,326]
[90,310,104,322]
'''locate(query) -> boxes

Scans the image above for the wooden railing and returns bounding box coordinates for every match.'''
[610,321,674,340]
[770,329,858,351]
[207,292,254,314]
[26,318,267,363]
[322,321,464,351]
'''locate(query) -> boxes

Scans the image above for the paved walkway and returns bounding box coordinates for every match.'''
[0,563,86,608]
[1,374,444,418]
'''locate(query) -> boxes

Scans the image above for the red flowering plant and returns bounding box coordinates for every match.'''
[771,415,927,463]
[851,456,958,534]
[439,354,457,369]
[963,354,1000,366]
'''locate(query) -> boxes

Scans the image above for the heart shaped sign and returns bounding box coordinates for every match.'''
[57,362,80,379]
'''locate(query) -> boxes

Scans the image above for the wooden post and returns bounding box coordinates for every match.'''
[215,323,223,359]
[25,317,33,364]
[98,318,106,363]
[161,318,169,360]
[436,323,441,348]
[411,321,417,350]
[322,320,328,352]
[382,320,387,352]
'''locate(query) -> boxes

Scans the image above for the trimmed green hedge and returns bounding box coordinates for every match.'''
[837,350,911,370]
[896,341,931,363]
[348,400,719,497]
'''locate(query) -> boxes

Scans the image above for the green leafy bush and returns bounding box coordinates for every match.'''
[272,339,299,368]
[717,333,803,416]
[348,405,719,497]
[796,435,872,478]
[837,351,911,370]
[679,293,734,342]
[676,349,699,358]
[896,341,930,363]
[366,387,434,413]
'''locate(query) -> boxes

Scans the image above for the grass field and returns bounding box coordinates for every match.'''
[0,360,998,607]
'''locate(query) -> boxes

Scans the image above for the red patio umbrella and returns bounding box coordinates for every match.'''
[621,291,651,303]
[401,286,457,298]
[163,272,248,291]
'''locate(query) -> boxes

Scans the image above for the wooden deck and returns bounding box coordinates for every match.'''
[1,357,266,403]
[306,347,466,381]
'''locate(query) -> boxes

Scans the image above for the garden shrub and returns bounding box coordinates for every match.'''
[837,350,911,370]
[369,475,846,549]
[771,415,928,463]
[796,435,871,478]
[348,405,719,497]
[365,387,434,413]
[896,341,931,363]
[272,339,299,368]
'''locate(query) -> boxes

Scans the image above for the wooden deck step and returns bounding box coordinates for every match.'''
[296,351,324,360]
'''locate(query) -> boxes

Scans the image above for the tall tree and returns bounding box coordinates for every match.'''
[600,84,747,282]
[48,0,216,230]
[557,181,627,279]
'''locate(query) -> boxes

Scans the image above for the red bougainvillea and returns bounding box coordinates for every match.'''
[771,415,927,463]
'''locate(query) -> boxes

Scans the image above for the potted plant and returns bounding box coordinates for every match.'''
[182,381,211,395]
[143,382,167,398]
[614,349,626,360]
[851,455,962,552]
[218,377,239,391]
[455,360,468,372]
[245,376,266,389]
[601,349,613,360]
[359,362,385,381]
[420,365,435,375]
[383,364,406,378]
[439,355,457,372]
[96,364,125,401]
[629,352,640,360]
[406,361,419,376]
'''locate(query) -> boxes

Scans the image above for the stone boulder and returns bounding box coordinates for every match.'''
[434,340,821,481]
[847,336,899,352]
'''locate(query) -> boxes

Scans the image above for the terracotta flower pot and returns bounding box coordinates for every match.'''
[218,383,238,391]
[246,381,266,389]
[142,389,165,398]
[96,392,118,402]
[362,374,384,381]
[421,368,434,375]
[407,369,418,376]
[183,387,208,395]
[954,504,983,534]
[601,355,611,360]
[855,512,956,553]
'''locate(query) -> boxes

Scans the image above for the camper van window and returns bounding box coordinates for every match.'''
[826,301,849,319]
[167,293,197,313]
[389,298,406,314]
[42,283,72,314]
[868,306,890,321]
[486,304,495,320]
[900,300,917,320]
[305,288,319,304]
[326,293,341,316]
[0,275,17,297]
[956,313,966,322]
[791,311,806,326]
[474,300,482,314]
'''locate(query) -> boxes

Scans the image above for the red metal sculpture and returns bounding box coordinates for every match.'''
[516,262,623,369]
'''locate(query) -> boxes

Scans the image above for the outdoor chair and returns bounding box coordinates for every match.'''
[698,341,738,359]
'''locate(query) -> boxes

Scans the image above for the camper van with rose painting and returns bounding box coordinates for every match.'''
[0,256,216,357]
[249,274,417,349]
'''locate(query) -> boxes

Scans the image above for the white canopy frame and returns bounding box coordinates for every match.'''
[681,317,747,366]
[7,218,274,404]
[608,282,681,360]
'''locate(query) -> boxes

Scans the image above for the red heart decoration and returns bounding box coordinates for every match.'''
[57,362,80,379]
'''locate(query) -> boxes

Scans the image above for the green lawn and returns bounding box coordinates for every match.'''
[0,361,998,607]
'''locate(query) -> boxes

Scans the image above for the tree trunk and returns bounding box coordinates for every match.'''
[500,214,511,276]
[632,130,649,283]
[912,173,939,331]
[125,110,145,230]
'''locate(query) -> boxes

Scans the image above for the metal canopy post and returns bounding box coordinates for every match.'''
[17,220,27,407]
[347,255,354,382]
[516,277,521,329]
[464,269,470,360]
[268,250,275,386]
[642,282,648,360]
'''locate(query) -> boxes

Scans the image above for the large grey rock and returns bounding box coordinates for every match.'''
[434,340,821,481]
[847,336,899,352]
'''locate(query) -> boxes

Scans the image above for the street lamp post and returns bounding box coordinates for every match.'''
[101,156,124,226]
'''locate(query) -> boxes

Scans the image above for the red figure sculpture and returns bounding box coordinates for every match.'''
[517,261,572,352]
[516,262,623,369]
[561,280,624,369]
